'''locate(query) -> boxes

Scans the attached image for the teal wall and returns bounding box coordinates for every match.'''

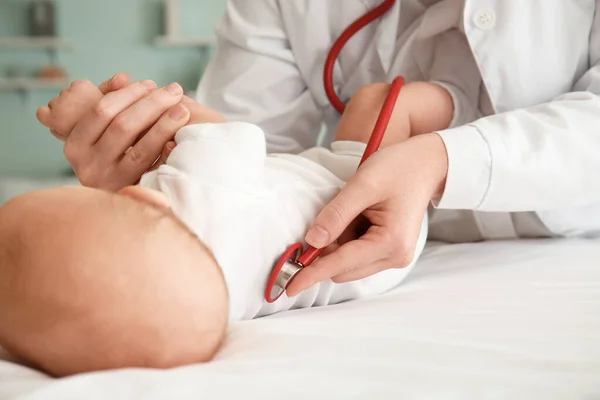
[0,0,226,178]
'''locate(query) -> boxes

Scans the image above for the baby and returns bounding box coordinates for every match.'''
[0,78,453,377]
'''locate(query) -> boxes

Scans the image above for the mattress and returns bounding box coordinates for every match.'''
[1,239,599,400]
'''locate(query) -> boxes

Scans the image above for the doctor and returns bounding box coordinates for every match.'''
[58,1,600,295]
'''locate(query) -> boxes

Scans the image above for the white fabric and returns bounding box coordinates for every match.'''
[1,238,599,399]
[196,0,600,240]
[140,122,428,322]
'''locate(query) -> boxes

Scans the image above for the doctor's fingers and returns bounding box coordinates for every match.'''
[79,103,186,191]
[331,237,418,283]
[94,83,185,161]
[331,260,392,284]
[148,141,177,173]
[67,80,158,150]
[333,214,425,283]
[285,239,387,297]
[120,104,189,177]
[305,173,383,249]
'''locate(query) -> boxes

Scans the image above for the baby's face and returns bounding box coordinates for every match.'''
[0,185,229,376]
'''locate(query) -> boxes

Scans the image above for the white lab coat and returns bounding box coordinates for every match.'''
[197,0,600,240]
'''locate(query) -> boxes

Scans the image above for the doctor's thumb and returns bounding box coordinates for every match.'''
[305,180,376,249]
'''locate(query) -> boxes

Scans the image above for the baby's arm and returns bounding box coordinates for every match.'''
[335,29,481,147]
[334,81,454,147]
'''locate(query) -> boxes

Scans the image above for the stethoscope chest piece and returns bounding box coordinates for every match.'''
[263,0,402,304]
[265,243,304,303]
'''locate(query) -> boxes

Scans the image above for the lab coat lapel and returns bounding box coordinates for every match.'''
[373,0,402,78]
[337,0,401,102]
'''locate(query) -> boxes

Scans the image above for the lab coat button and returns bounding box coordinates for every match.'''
[473,9,496,30]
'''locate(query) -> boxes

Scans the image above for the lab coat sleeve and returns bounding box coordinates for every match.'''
[428,29,483,129]
[195,0,322,154]
[434,4,600,223]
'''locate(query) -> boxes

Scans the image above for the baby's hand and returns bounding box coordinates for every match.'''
[37,80,104,141]
[180,96,226,125]
[334,81,454,147]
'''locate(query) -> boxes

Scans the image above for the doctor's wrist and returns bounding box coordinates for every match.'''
[411,132,449,199]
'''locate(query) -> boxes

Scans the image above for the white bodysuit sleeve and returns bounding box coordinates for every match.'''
[434,4,600,232]
[299,141,366,182]
[167,123,267,192]
[195,0,322,154]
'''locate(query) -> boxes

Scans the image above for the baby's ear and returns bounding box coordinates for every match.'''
[118,186,171,210]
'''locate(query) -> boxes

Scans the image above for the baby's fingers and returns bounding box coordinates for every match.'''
[49,129,67,141]
[37,104,68,141]
[99,72,131,95]
[36,106,51,128]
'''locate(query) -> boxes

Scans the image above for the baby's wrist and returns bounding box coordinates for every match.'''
[180,96,227,126]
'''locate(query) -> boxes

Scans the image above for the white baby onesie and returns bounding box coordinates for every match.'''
[140,122,428,322]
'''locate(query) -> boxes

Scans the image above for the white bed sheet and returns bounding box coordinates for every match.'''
[1,239,599,400]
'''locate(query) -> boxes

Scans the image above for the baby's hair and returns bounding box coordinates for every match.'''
[0,187,232,376]
[109,190,230,328]
[114,192,229,298]
[112,194,231,360]
[0,223,23,285]
[0,235,12,273]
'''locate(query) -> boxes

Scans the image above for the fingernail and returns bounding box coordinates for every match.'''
[142,80,157,90]
[305,225,330,248]
[287,283,311,297]
[167,82,183,96]
[286,285,300,297]
[166,142,176,151]
[169,104,188,120]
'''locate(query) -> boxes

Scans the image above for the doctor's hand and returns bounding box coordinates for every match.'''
[285,133,448,296]
[43,73,191,191]
[44,72,226,191]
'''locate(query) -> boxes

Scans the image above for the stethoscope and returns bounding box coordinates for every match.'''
[265,0,404,303]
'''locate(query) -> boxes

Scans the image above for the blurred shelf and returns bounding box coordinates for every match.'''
[0,77,69,91]
[153,36,216,48]
[0,36,71,50]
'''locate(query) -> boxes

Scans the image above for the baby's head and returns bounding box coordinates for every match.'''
[0,185,228,376]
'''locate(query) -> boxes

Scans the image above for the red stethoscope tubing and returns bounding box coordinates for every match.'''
[324,0,398,115]
[265,0,402,302]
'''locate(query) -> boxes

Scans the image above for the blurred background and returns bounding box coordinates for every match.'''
[0,0,225,202]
